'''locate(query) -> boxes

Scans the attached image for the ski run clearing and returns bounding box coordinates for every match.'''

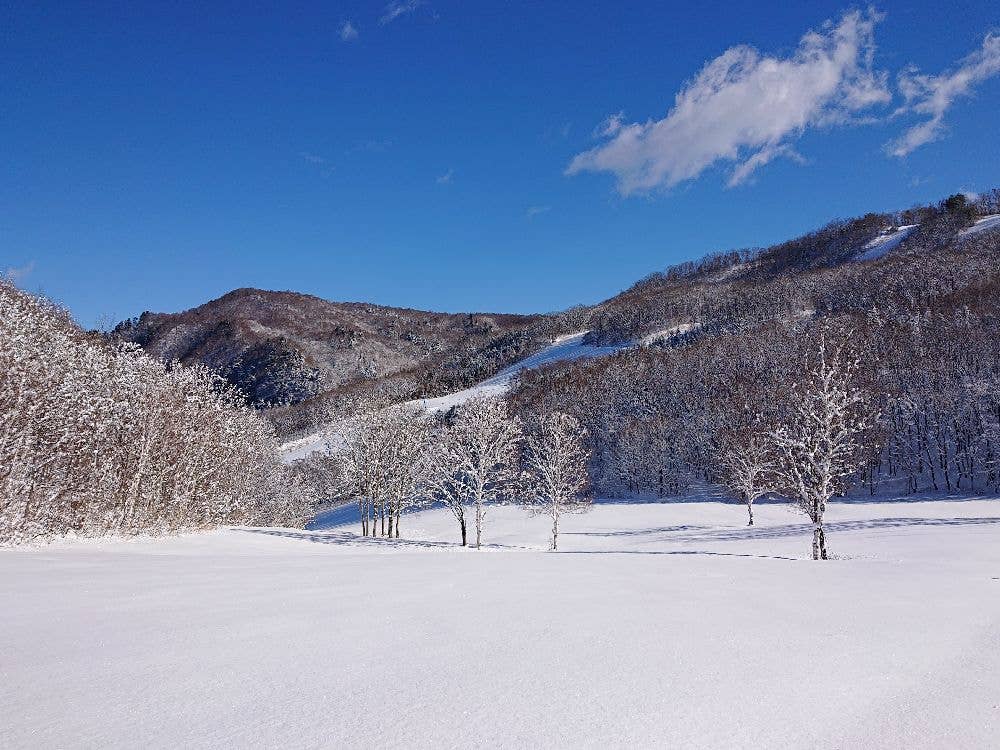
[279,332,629,462]
[3,495,999,749]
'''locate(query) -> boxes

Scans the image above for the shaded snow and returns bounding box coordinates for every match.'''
[639,322,700,347]
[2,497,999,749]
[854,225,917,261]
[959,213,1000,237]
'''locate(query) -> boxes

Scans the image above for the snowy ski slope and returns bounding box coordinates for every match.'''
[280,331,630,461]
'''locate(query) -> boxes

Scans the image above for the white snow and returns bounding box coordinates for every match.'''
[3,495,999,749]
[959,213,1000,237]
[413,332,627,413]
[854,225,917,261]
[639,322,700,347]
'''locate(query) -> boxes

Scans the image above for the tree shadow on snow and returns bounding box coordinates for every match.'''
[567,516,1000,546]
[239,527,533,552]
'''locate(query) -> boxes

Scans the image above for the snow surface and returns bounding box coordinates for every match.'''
[638,322,700,347]
[412,332,627,413]
[3,496,999,749]
[854,225,917,261]
[960,213,1000,237]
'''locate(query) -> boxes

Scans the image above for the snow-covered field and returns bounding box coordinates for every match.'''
[3,496,999,749]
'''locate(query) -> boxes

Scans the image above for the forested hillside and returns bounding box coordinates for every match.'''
[510,191,1000,501]
[112,288,570,435]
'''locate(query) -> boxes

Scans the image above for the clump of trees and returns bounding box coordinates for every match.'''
[334,396,594,550]
[0,280,312,545]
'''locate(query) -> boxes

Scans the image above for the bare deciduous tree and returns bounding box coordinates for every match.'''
[522,412,593,551]
[424,397,521,548]
[771,335,874,560]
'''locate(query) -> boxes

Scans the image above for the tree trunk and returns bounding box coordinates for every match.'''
[550,511,559,551]
[460,517,467,546]
[394,508,401,538]
[818,525,829,560]
[746,499,754,526]
[811,524,820,561]
[475,503,482,549]
[359,499,367,536]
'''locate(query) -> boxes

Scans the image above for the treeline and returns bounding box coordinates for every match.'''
[0,280,312,545]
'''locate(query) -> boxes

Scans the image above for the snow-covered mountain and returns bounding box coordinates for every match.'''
[121,191,1000,443]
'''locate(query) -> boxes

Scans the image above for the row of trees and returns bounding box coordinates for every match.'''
[1,280,312,545]
[331,397,592,551]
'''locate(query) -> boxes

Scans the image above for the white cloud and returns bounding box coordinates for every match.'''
[380,0,423,25]
[566,10,890,194]
[5,261,35,284]
[526,205,551,218]
[340,21,359,42]
[887,33,1000,157]
[436,169,454,185]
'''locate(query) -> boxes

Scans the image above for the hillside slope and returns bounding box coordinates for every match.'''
[113,288,547,425]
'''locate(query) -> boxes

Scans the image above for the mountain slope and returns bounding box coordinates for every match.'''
[113,288,549,423]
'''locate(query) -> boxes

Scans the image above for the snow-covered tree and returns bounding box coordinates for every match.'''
[771,335,874,560]
[521,412,593,551]
[338,400,430,538]
[0,279,312,544]
[718,415,779,526]
[424,397,521,548]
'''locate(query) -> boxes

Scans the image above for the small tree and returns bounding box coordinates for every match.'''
[424,397,521,548]
[771,335,873,560]
[522,412,593,551]
[719,417,779,526]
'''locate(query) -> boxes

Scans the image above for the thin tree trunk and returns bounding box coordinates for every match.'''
[811,524,820,561]
[818,526,828,560]
[460,517,467,546]
[551,510,559,551]
[746,498,754,526]
[394,508,401,538]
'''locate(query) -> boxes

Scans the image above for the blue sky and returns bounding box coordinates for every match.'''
[3,1,999,326]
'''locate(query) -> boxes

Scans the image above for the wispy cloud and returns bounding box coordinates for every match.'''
[299,152,334,176]
[5,261,35,284]
[340,21,359,42]
[436,168,454,185]
[380,0,423,25]
[300,152,328,165]
[526,205,551,219]
[887,33,1000,157]
[567,10,890,194]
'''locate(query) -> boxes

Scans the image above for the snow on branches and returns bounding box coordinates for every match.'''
[521,411,593,551]
[0,280,311,544]
[424,397,522,548]
[770,333,874,559]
